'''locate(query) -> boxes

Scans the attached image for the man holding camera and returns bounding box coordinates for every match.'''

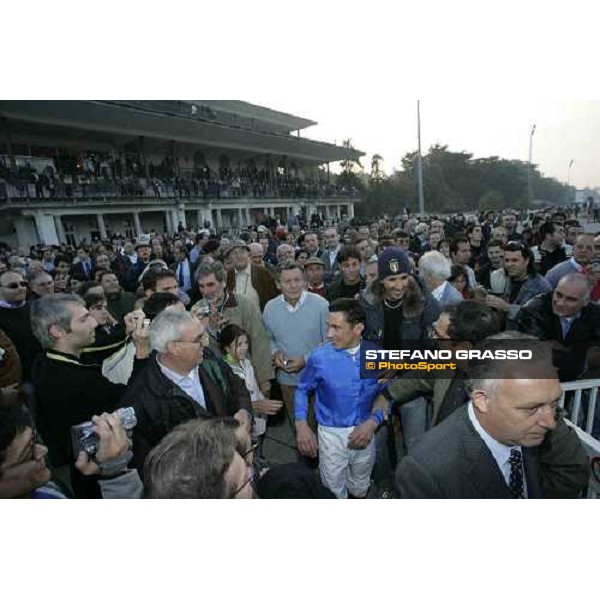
[30,294,150,497]
[0,406,142,499]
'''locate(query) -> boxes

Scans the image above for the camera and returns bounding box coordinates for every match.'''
[71,407,137,458]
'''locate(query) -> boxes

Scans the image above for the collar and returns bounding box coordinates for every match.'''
[282,291,308,313]
[431,281,447,301]
[45,350,87,367]
[235,263,252,277]
[569,257,584,271]
[156,355,197,384]
[0,300,26,309]
[468,402,518,475]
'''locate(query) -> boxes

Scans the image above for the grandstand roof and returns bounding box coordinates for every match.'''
[0,100,363,164]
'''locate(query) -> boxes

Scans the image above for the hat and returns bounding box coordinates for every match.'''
[134,240,151,250]
[224,239,250,257]
[304,257,325,268]
[378,248,412,279]
[257,225,268,234]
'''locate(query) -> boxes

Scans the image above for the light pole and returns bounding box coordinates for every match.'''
[566,159,574,203]
[417,100,425,215]
[528,124,536,205]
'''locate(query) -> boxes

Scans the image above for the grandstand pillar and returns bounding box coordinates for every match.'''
[164,210,172,234]
[237,207,244,227]
[97,213,108,240]
[133,212,143,236]
[348,203,355,220]
[336,205,342,220]
[174,205,186,230]
[33,212,60,246]
[245,208,251,226]
[54,216,66,244]
[215,208,223,229]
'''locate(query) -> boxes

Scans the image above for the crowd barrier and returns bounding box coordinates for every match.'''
[560,379,600,499]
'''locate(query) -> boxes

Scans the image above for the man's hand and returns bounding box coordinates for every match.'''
[74,412,130,476]
[131,314,151,358]
[272,350,287,369]
[296,421,318,458]
[347,419,377,450]
[485,295,510,313]
[233,409,251,432]
[254,399,283,416]
[283,356,306,373]
[124,309,146,335]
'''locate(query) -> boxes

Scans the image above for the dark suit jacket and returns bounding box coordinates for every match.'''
[396,404,544,499]
[70,260,95,281]
[226,263,278,312]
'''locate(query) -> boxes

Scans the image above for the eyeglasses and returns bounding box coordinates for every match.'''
[1,281,27,289]
[173,333,210,347]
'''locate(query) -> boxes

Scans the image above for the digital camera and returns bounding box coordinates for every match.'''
[71,407,137,458]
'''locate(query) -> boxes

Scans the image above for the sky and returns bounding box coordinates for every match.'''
[249,97,600,190]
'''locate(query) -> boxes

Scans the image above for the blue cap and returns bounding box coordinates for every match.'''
[378,248,412,279]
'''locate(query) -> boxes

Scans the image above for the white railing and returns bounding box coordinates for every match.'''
[559,379,599,437]
[560,379,600,499]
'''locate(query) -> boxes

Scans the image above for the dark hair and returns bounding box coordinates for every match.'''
[276,260,304,280]
[540,222,561,240]
[487,239,504,251]
[295,248,310,260]
[144,418,239,499]
[337,245,361,265]
[436,239,449,251]
[443,301,503,343]
[467,224,481,236]
[503,241,536,276]
[83,291,105,309]
[142,292,182,320]
[77,280,102,296]
[142,269,176,292]
[53,254,71,268]
[449,237,469,257]
[329,298,366,327]
[448,265,470,290]
[392,229,409,240]
[219,323,250,355]
[98,270,117,282]
[0,406,32,469]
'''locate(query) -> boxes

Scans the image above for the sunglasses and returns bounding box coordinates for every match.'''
[2,281,27,289]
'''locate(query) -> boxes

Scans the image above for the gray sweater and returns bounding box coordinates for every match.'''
[262,292,329,386]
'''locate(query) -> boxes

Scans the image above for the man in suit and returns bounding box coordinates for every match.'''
[395,338,588,498]
[321,227,342,284]
[70,247,94,282]
[170,245,194,295]
[418,250,462,309]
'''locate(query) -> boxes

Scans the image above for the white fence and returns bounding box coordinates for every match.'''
[560,379,600,499]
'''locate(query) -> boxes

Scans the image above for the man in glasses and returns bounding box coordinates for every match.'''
[120,309,252,473]
[0,406,142,499]
[0,271,42,383]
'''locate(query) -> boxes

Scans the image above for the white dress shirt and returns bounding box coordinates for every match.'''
[431,281,448,303]
[282,290,308,314]
[235,263,261,311]
[157,356,206,409]
[467,402,527,496]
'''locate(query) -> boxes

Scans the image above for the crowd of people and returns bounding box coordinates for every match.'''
[0,204,597,499]
[0,159,357,201]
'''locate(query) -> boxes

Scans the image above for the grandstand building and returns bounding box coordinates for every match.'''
[0,100,364,247]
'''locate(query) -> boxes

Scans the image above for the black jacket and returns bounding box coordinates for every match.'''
[120,351,252,473]
[517,292,600,380]
[0,304,42,381]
